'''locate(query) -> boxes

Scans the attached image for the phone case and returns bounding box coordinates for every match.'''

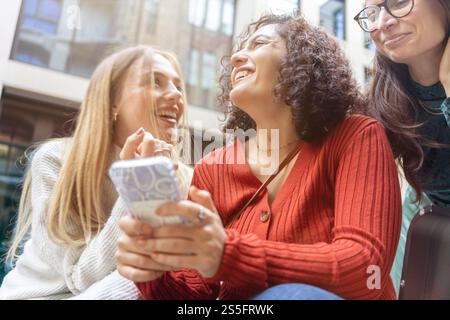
[109,156,188,227]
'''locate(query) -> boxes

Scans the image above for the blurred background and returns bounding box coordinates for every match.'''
[0,0,375,283]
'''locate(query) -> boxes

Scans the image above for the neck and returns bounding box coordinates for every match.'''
[407,46,443,86]
[254,120,300,152]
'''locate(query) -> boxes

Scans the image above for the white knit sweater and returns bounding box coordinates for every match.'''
[0,139,193,300]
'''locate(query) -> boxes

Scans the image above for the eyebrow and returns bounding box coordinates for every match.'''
[153,71,181,84]
[246,34,273,47]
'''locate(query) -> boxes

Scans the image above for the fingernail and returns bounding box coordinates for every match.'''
[136,128,145,136]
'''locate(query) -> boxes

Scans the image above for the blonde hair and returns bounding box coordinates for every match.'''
[7,46,190,260]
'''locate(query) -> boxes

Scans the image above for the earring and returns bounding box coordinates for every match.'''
[113,112,118,122]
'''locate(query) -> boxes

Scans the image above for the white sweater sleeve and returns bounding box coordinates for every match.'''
[29,141,134,298]
[67,271,141,300]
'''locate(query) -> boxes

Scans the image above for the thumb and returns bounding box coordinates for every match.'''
[189,186,218,214]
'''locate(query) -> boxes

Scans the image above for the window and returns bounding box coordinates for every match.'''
[189,0,207,27]
[11,0,237,110]
[320,0,346,40]
[0,113,32,285]
[144,0,160,34]
[189,0,236,35]
[201,52,217,90]
[188,49,201,87]
[20,0,62,35]
[221,0,235,36]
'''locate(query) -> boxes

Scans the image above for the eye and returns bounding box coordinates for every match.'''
[253,40,267,48]
[154,77,162,88]
[390,0,410,10]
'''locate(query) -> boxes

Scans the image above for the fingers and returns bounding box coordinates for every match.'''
[118,216,153,237]
[117,264,164,283]
[140,133,173,159]
[138,238,196,255]
[120,128,145,160]
[140,132,157,157]
[151,224,198,239]
[155,200,214,225]
[115,248,174,272]
[189,186,218,215]
[150,252,198,270]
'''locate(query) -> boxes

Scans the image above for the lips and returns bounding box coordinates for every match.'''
[383,33,411,48]
[156,108,179,125]
[232,67,255,85]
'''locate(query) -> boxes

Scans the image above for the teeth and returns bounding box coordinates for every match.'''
[158,111,177,119]
[236,70,251,81]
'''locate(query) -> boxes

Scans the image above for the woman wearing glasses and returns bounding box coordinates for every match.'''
[354,0,450,295]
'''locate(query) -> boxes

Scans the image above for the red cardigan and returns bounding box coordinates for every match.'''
[136,115,402,300]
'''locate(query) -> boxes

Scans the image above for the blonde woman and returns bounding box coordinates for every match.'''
[0,46,192,299]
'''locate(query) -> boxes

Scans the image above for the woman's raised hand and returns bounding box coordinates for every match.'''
[119,128,178,168]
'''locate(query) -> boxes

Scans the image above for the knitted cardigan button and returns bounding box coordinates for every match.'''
[260,211,270,223]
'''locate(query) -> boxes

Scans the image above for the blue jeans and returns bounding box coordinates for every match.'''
[253,284,343,300]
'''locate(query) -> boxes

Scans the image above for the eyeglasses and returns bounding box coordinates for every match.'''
[354,0,415,32]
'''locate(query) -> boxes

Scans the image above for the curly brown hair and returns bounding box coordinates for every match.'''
[219,12,364,142]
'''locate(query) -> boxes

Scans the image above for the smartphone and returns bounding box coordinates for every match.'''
[109,156,190,227]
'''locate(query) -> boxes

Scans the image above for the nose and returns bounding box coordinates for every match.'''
[164,83,182,104]
[377,7,398,31]
[230,50,248,68]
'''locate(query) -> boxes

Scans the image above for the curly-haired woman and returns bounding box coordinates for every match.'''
[354,0,450,295]
[115,13,402,300]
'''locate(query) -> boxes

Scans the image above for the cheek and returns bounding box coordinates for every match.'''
[371,30,385,51]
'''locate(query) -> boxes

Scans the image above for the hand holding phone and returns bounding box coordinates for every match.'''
[109,156,190,227]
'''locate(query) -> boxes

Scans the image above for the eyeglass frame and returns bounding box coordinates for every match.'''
[354,0,415,32]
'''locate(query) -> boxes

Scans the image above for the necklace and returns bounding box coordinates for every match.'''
[256,139,301,152]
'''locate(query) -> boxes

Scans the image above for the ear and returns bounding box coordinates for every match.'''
[112,104,120,114]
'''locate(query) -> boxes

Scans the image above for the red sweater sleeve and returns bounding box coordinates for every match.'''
[209,122,402,300]
[135,269,220,300]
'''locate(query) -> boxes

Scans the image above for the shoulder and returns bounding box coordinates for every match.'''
[31,138,69,173]
[320,115,390,158]
[325,115,386,145]
[333,114,384,137]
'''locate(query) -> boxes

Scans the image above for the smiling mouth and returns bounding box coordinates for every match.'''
[156,111,178,124]
[384,33,410,48]
[234,70,254,84]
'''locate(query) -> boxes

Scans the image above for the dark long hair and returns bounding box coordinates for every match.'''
[366,0,450,201]
[218,12,364,143]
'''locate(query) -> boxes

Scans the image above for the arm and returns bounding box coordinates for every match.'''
[135,270,220,300]
[29,142,130,294]
[68,271,142,300]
